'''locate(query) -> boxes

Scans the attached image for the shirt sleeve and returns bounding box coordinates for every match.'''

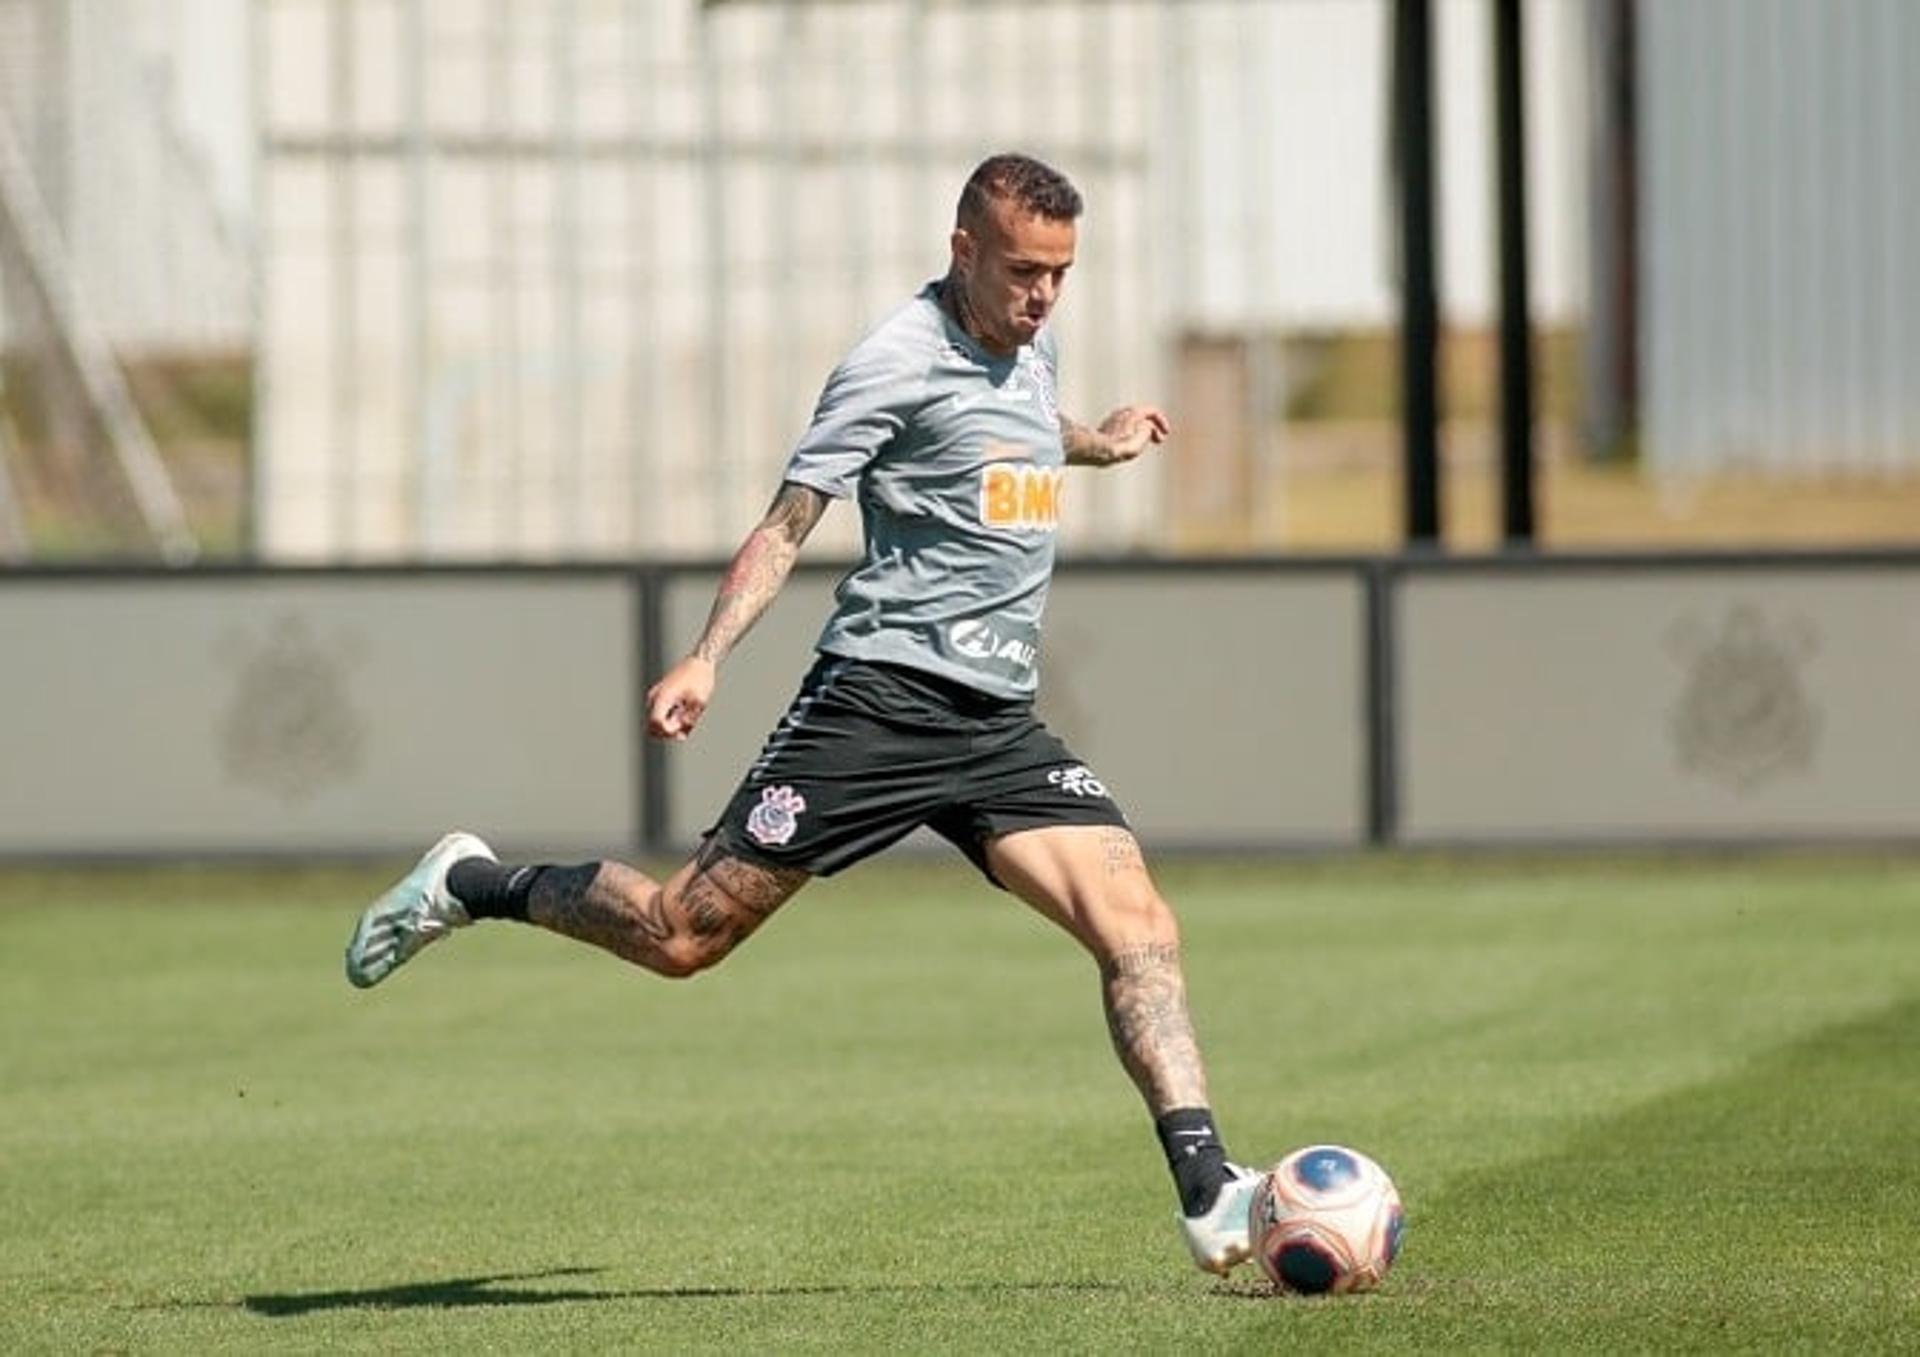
[782,342,914,499]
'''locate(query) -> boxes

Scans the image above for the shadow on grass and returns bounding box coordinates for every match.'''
[238,1267,1136,1316]
[235,1002,1916,1331]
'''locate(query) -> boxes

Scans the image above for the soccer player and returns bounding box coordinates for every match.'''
[344,153,1257,1275]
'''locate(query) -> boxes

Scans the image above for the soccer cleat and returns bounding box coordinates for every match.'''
[1179,1162,1263,1276]
[343,831,493,989]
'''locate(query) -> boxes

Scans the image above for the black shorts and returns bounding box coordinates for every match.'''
[705,656,1129,883]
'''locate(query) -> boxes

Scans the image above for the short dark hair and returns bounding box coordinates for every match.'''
[956,153,1083,230]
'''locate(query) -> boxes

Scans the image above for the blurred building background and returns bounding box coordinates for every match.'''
[0,0,1916,564]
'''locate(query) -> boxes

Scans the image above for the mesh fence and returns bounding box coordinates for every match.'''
[5,2,1915,563]
[0,0,254,559]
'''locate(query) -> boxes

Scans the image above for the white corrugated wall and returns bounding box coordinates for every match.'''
[1640,0,1920,475]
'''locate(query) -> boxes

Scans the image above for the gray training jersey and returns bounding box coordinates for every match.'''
[783,280,1067,700]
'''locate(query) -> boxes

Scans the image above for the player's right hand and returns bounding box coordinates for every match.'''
[646,655,717,740]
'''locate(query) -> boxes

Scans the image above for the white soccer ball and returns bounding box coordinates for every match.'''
[1248,1144,1404,1294]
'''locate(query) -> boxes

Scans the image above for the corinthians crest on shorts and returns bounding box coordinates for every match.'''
[746,785,808,846]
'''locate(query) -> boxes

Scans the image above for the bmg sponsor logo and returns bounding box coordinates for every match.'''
[979,464,1064,531]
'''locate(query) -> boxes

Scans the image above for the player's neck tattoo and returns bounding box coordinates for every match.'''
[942,273,992,352]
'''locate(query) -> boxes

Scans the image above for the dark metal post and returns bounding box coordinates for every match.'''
[638,565,669,856]
[1365,561,1399,846]
[1584,0,1639,462]
[1494,0,1536,543]
[1394,0,1442,545]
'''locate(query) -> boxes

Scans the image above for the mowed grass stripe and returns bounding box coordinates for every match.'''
[0,856,1916,1352]
[1404,997,1920,1350]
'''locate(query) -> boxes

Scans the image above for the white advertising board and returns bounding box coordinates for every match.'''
[1397,568,1920,841]
[0,574,638,855]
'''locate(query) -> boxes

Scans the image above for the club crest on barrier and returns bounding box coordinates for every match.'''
[1668,604,1819,792]
[220,614,365,804]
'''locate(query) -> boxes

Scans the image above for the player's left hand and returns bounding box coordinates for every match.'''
[1095,405,1171,464]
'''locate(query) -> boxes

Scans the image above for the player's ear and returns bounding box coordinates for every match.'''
[950,226,974,275]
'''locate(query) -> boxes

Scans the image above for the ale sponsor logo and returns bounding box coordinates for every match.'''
[948,619,1037,671]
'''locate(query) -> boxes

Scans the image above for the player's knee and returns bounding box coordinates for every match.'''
[1145,893,1182,947]
[1111,884,1180,948]
[1080,880,1179,956]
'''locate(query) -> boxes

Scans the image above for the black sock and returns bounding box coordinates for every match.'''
[445,858,545,921]
[1156,1107,1233,1217]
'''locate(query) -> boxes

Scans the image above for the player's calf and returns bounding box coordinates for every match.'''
[440,842,806,979]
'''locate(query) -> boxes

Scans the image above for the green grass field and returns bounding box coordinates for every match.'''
[4,854,1918,1353]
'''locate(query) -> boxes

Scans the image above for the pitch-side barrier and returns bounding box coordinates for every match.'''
[1,552,1914,858]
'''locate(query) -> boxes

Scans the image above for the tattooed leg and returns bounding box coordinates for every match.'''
[983,823,1239,1234]
[984,824,1213,1114]
[1102,941,1211,1114]
[527,841,808,978]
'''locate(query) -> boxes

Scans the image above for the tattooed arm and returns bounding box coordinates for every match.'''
[691,481,829,666]
[1060,405,1172,467]
[646,481,829,740]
